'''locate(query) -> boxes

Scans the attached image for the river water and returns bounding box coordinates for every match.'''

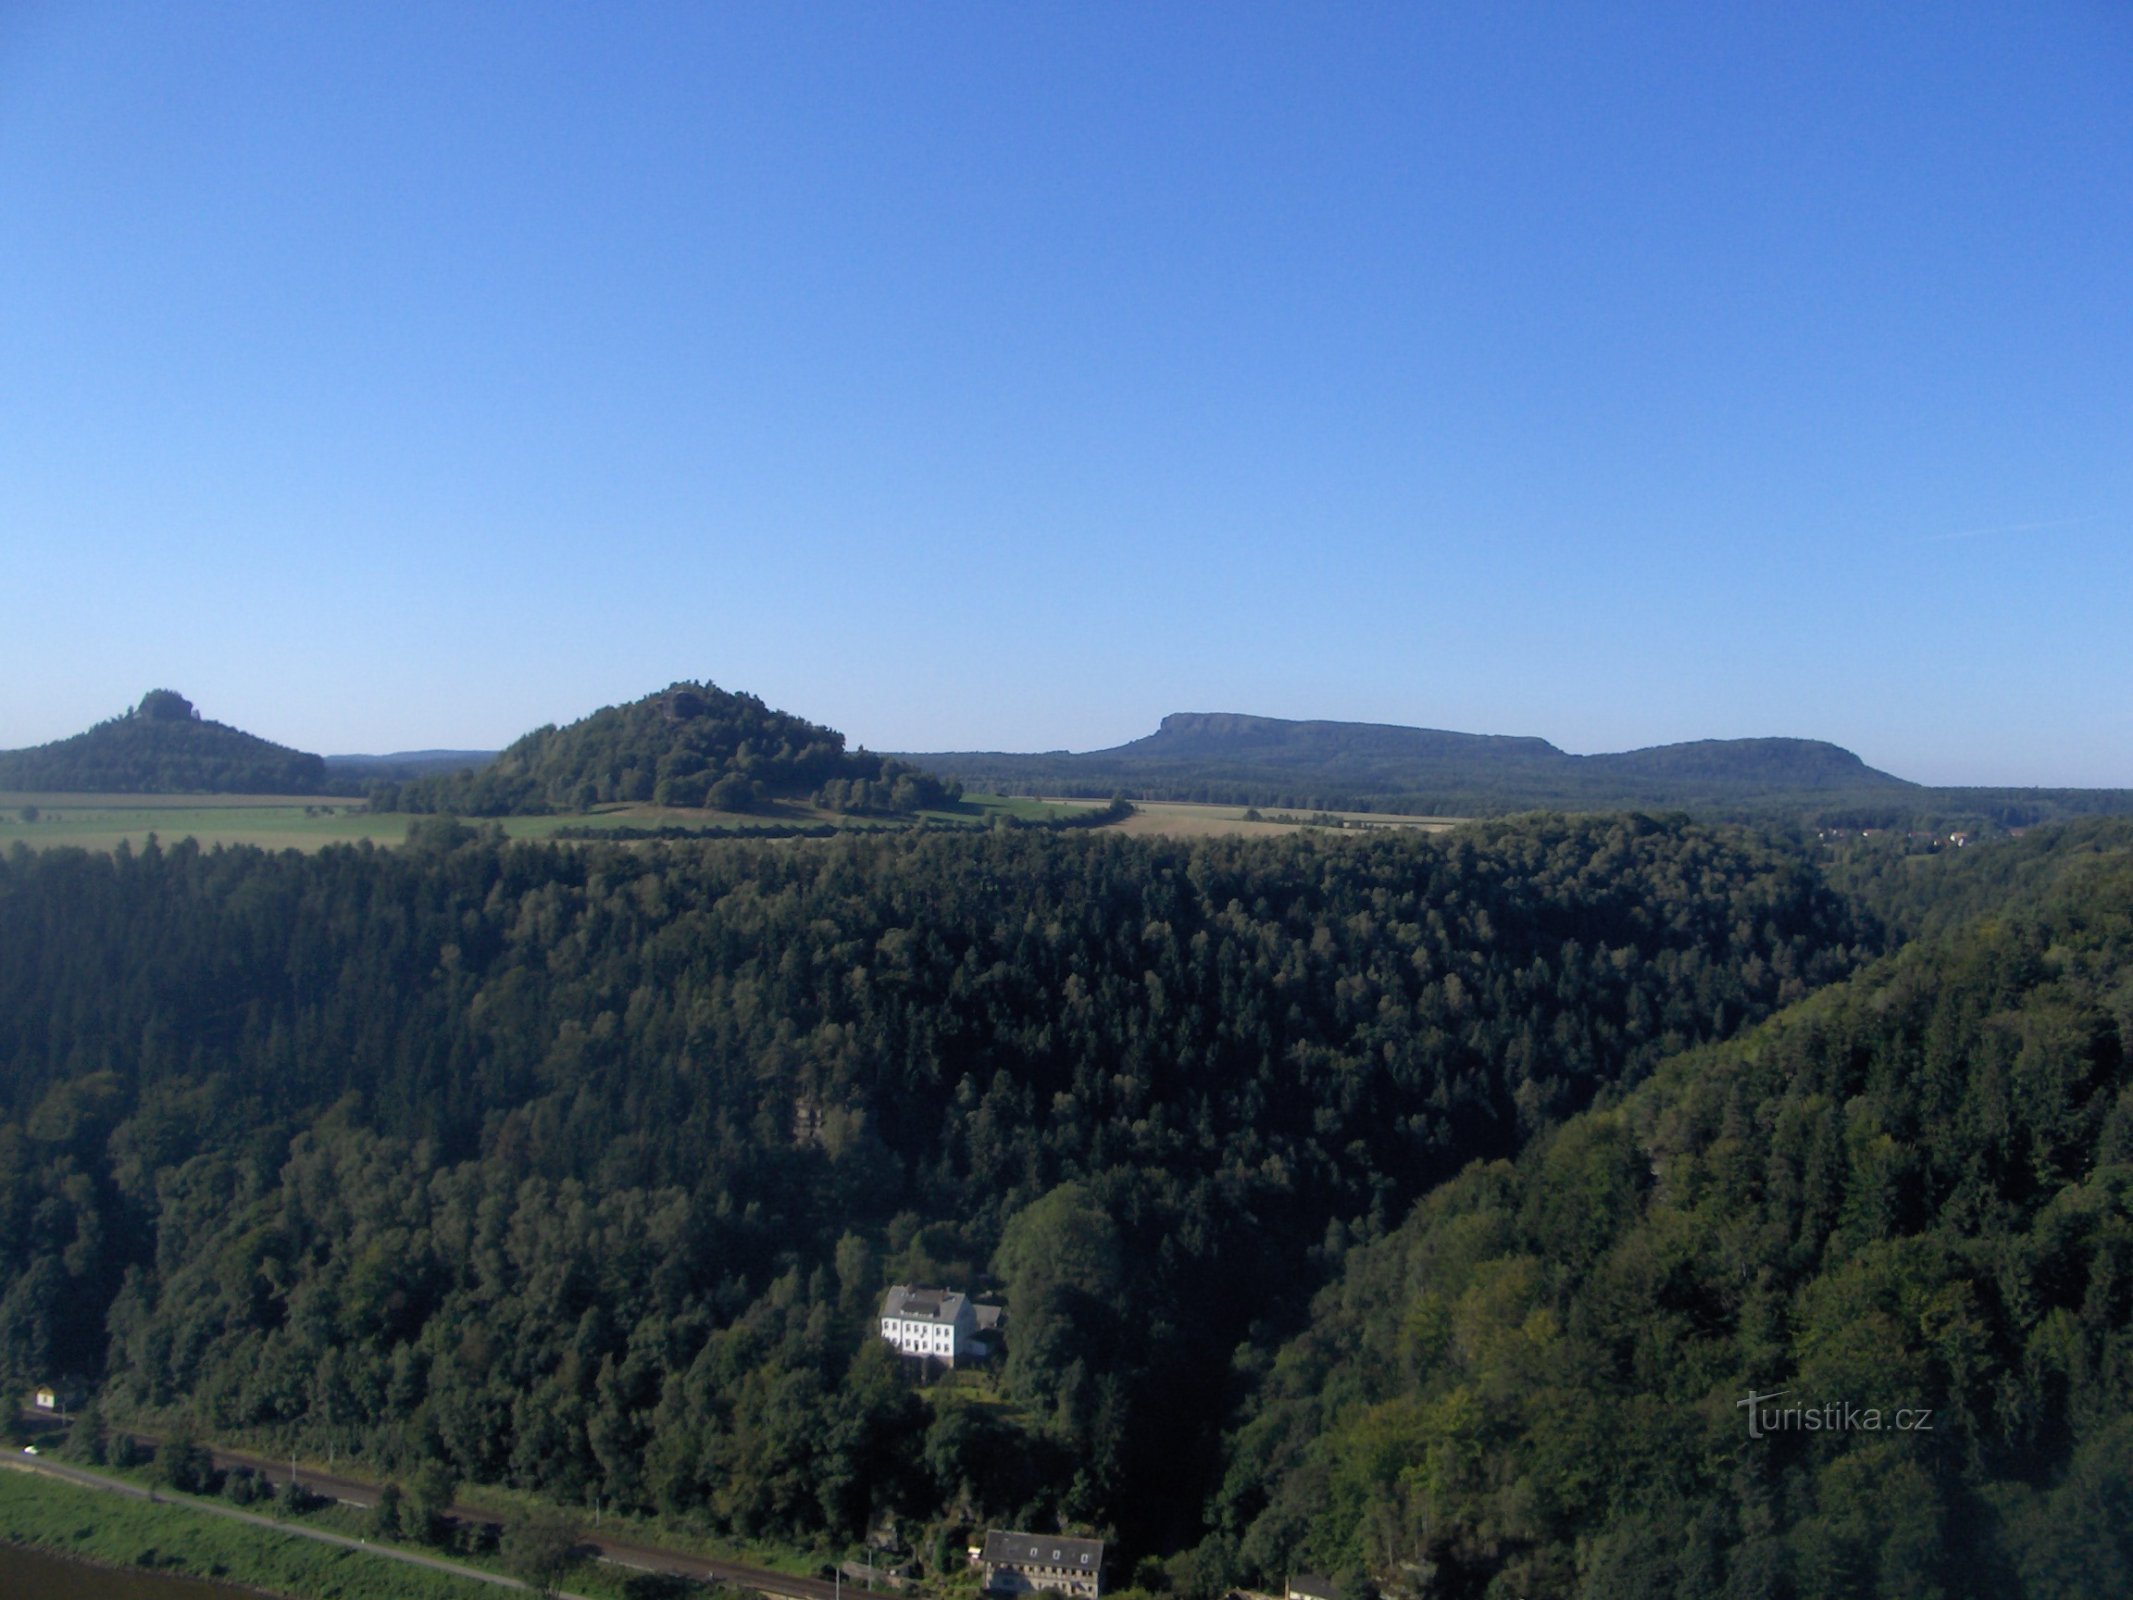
[0,1541,250,1598]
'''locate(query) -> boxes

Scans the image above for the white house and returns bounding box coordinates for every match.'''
[31,1381,84,1415]
[879,1285,981,1364]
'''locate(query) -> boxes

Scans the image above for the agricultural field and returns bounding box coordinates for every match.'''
[0,790,1453,853]
[0,791,1105,853]
[925,793,1106,824]
[0,794,408,853]
[1103,798,1464,837]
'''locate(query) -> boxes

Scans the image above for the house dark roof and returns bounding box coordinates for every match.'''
[883,1284,968,1323]
[1288,1575,1337,1600]
[982,1530,1105,1570]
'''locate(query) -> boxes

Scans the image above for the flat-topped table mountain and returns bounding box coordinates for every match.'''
[897,710,1916,812]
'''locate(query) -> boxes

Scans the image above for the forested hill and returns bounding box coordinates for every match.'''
[0,690,334,795]
[1216,819,2133,1598]
[898,711,1917,813]
[371,680,958,816]
[0,816,1863,1560]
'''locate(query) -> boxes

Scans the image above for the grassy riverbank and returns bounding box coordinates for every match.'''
[0,1465,518,1600]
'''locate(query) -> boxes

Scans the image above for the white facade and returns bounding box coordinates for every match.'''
[880,1285,978,1364]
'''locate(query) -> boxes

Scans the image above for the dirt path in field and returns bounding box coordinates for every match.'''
[15,1425,874,1600]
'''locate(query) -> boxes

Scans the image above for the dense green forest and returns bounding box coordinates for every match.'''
[0,816,1858,1566]
[0,690,335,796]
[4,812,2129,1596]
[1215,824,2133,1598]
[372,681,959,816]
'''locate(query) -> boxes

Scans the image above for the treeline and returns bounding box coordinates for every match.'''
[0,816,1862,1559]
[947,767,2133,836]
[545,798,1134,843]
[0,690,334,796]
[370,681,959,816]
[1213,828,2133,1598]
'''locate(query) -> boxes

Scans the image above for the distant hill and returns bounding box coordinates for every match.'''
[323,749,497,784]
[0,691,338,795]
[1581,734,1907,790]
[372,681,960,817]
[898,711,1916,814]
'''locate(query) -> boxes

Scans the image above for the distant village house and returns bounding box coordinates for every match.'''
[979,1529,1105,1598]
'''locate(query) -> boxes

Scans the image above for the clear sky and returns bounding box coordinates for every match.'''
[3,4,2128,784]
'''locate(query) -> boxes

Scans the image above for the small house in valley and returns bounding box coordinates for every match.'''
[31,1380,86,1415]
[979,1530,1105,1598]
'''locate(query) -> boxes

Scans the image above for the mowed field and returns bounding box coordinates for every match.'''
[1,793,410,852]
[1103,799,1464,837]
[1,792,1458,853]
[0,791,1106,853]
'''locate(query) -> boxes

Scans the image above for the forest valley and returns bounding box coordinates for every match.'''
[0,815,2128,1599]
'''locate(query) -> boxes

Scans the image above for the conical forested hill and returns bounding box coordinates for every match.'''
[373,679,958,815]
[0,690,333,794]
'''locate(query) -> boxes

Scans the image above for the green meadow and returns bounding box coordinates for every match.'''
[1,794,408,853]
[0,1465,513,1600]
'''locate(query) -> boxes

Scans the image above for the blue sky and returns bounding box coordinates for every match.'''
[3,4,2128,784]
